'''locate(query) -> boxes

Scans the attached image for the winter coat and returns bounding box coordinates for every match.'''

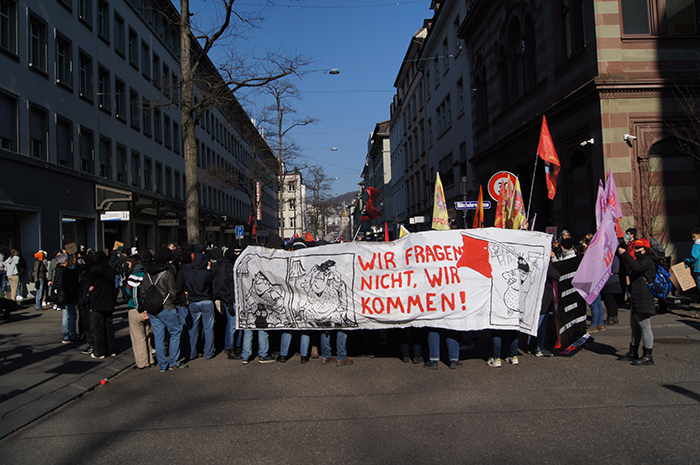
[218,258,236,307]
[125,264,145,309]
[53,266,79,306]
[87,261,116,313]
[620,251,661,316]
[184,253,213,303]
[175,263,189,307]
[602,255,622,294]
[540,263,560,315]
[685,239,700,273]
[140,263,177,311]
[32,259,48,281]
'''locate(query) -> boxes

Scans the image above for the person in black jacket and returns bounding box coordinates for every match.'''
[88,251,117,359]
[618,238,660,365]
[185,250,216,360]
[54,254,80,343]
[219,246,242,359]
[77,253,95,354]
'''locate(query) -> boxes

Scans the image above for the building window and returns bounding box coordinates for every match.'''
[114,12,125,56]
[0,91,17,151]
[141,40,150,79]
[434,58,440,85]
[152,53,160,88]
[173,121,180,153]
[143,157,152,190]
[667,0,696,34]
[78,51,93,101]
[97,65,110,110]
[55,33,72,89]
[621,0,651,34]
[457,78,464,113]
[128,28,138,68]
[115,77,126,120]
[130,150,140,187]
[425,72,431,100]
[165,166,172,197]
[163,113,171,148]
[97,0,109,42]
[1,0,17,54]
[56,116,72,167]
[288,182,295,192]
[116,144,126,182]
[289,199,296,210]
[153,107,162,142]
[171,71,179,101]
[142,98,152,136]
[130,88,139,129]
[79,126,94,173]
[439,153,454,186]
[162,63,170,97]
[155,162,163,193]
[174,169,181,199]
[28,12,47,73]
[562,0,585,58]
[442,39,450,71]
[78,0,92,28]
[29,103,48,160]
[99,136,111,178]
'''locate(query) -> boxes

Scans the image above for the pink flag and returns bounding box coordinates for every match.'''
[604,167,623,221]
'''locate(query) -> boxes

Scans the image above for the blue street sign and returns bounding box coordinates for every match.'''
[235,225,244,238]
[455,201,492,210]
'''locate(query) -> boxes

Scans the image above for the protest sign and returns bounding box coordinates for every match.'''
[234,228,552,336]
[553,256,587,349]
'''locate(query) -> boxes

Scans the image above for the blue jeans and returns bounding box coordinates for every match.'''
[320,331,347,361]
[279,332,310,357]
[188,300,216,360]
[242,329,269,360]
[590,294,605,326]
[492,330,519,359]
[150,308,182,370]
[0,270,5,295]
[62,303,77,340]
[223,303,242,351]
[35,278,45,309]
[427,330,460,362]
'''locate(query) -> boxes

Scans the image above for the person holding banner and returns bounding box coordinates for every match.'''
[618,239,660,365]
[424,329,461,370]
[684,227,700,306]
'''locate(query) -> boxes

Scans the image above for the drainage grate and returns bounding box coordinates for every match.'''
[654,338,700,345]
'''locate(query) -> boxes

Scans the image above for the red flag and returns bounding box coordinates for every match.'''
[305,231,314,242]
[360,187,382,221]
[494,181,509,228]
[537,115,561,200]
[473,186,484,229]
[456,235,492,279]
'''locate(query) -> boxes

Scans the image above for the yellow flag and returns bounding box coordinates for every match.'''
[432,172,450,230]
[399,225,410,238]
[510,177,528,230]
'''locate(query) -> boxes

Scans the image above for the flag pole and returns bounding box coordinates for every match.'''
[352,223,363,241]
[526,152,539,220]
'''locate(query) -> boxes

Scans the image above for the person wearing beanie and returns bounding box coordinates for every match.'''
[124,254,155,369]
[32,250,48,310]
[141,248,186,371]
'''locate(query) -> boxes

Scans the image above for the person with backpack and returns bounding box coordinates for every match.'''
[684,227,700,307]
[141,248,186,372]
[125,255,155,370]
[618,238,662,366]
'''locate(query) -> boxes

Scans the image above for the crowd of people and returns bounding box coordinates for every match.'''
[3,225,700,370]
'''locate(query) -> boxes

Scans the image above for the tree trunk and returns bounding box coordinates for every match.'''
[180,0,200,244]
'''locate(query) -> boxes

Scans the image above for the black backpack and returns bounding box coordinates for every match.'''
[139,271,169,315]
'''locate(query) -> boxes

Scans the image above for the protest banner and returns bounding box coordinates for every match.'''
[552,256,587,350]
[234,228,552,336]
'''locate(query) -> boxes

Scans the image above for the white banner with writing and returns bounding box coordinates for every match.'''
[234,228,552,336]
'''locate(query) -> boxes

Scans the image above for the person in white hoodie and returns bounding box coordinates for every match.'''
[4,249,20,301]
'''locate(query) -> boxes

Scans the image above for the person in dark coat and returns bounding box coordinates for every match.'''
[219,246,242,359]
[185,250,216,360]
[88,251,117,359]
[77,254,95,353]
[53,254,80,343]
[618,238,661,365]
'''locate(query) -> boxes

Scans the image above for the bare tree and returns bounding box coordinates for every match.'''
[305,165,335,238]
[178,0,310,243]
[257,79,319,234]
[669,83,700,160]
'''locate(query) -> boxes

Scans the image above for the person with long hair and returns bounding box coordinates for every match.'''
[3,249,20,302]
[617,238,661,366]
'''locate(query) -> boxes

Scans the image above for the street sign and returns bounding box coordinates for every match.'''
[205,226,221,232]
[158,219,179,227]
[487,171,517,201]
[455,201,492,210]
[100,211,130,221]
[235,225,244,239]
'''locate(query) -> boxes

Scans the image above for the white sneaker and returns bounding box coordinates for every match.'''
[487,357,502,368]
[506,356,519,365]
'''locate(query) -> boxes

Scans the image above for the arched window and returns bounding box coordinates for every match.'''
[474,56,488,126]
[498,46,509,109]
[507,18,525,101]
[523,15,537,89]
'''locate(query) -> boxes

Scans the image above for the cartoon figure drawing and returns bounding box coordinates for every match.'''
[296,259,356,327]
[502,256,536,317]
[244,272,287,328]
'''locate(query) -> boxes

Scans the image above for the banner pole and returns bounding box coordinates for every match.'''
[526,152,539,219]
[352,223,363,241]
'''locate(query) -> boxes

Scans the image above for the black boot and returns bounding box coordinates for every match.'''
[633,348,654,365]
[618,345,639,361]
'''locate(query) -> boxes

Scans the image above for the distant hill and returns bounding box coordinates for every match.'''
[327,191,357,206]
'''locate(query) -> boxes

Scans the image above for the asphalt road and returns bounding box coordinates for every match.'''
[2,304,700,464]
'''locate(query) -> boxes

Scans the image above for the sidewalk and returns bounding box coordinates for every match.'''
[0,303,134,439]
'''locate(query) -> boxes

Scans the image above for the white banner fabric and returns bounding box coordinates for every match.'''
[234,228,552,336]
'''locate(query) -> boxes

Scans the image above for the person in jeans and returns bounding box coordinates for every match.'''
[685,227,700,306]
[424,329,460,370]
[3,249,20,301]
[141,249,185,372]
[219,247,242,360]
[185,249,216,361]
[488,330,520,368]
[53,253,80,343]
[320,330,353,366]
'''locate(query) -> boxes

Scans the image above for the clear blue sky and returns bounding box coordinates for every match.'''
[227,0,433,196]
